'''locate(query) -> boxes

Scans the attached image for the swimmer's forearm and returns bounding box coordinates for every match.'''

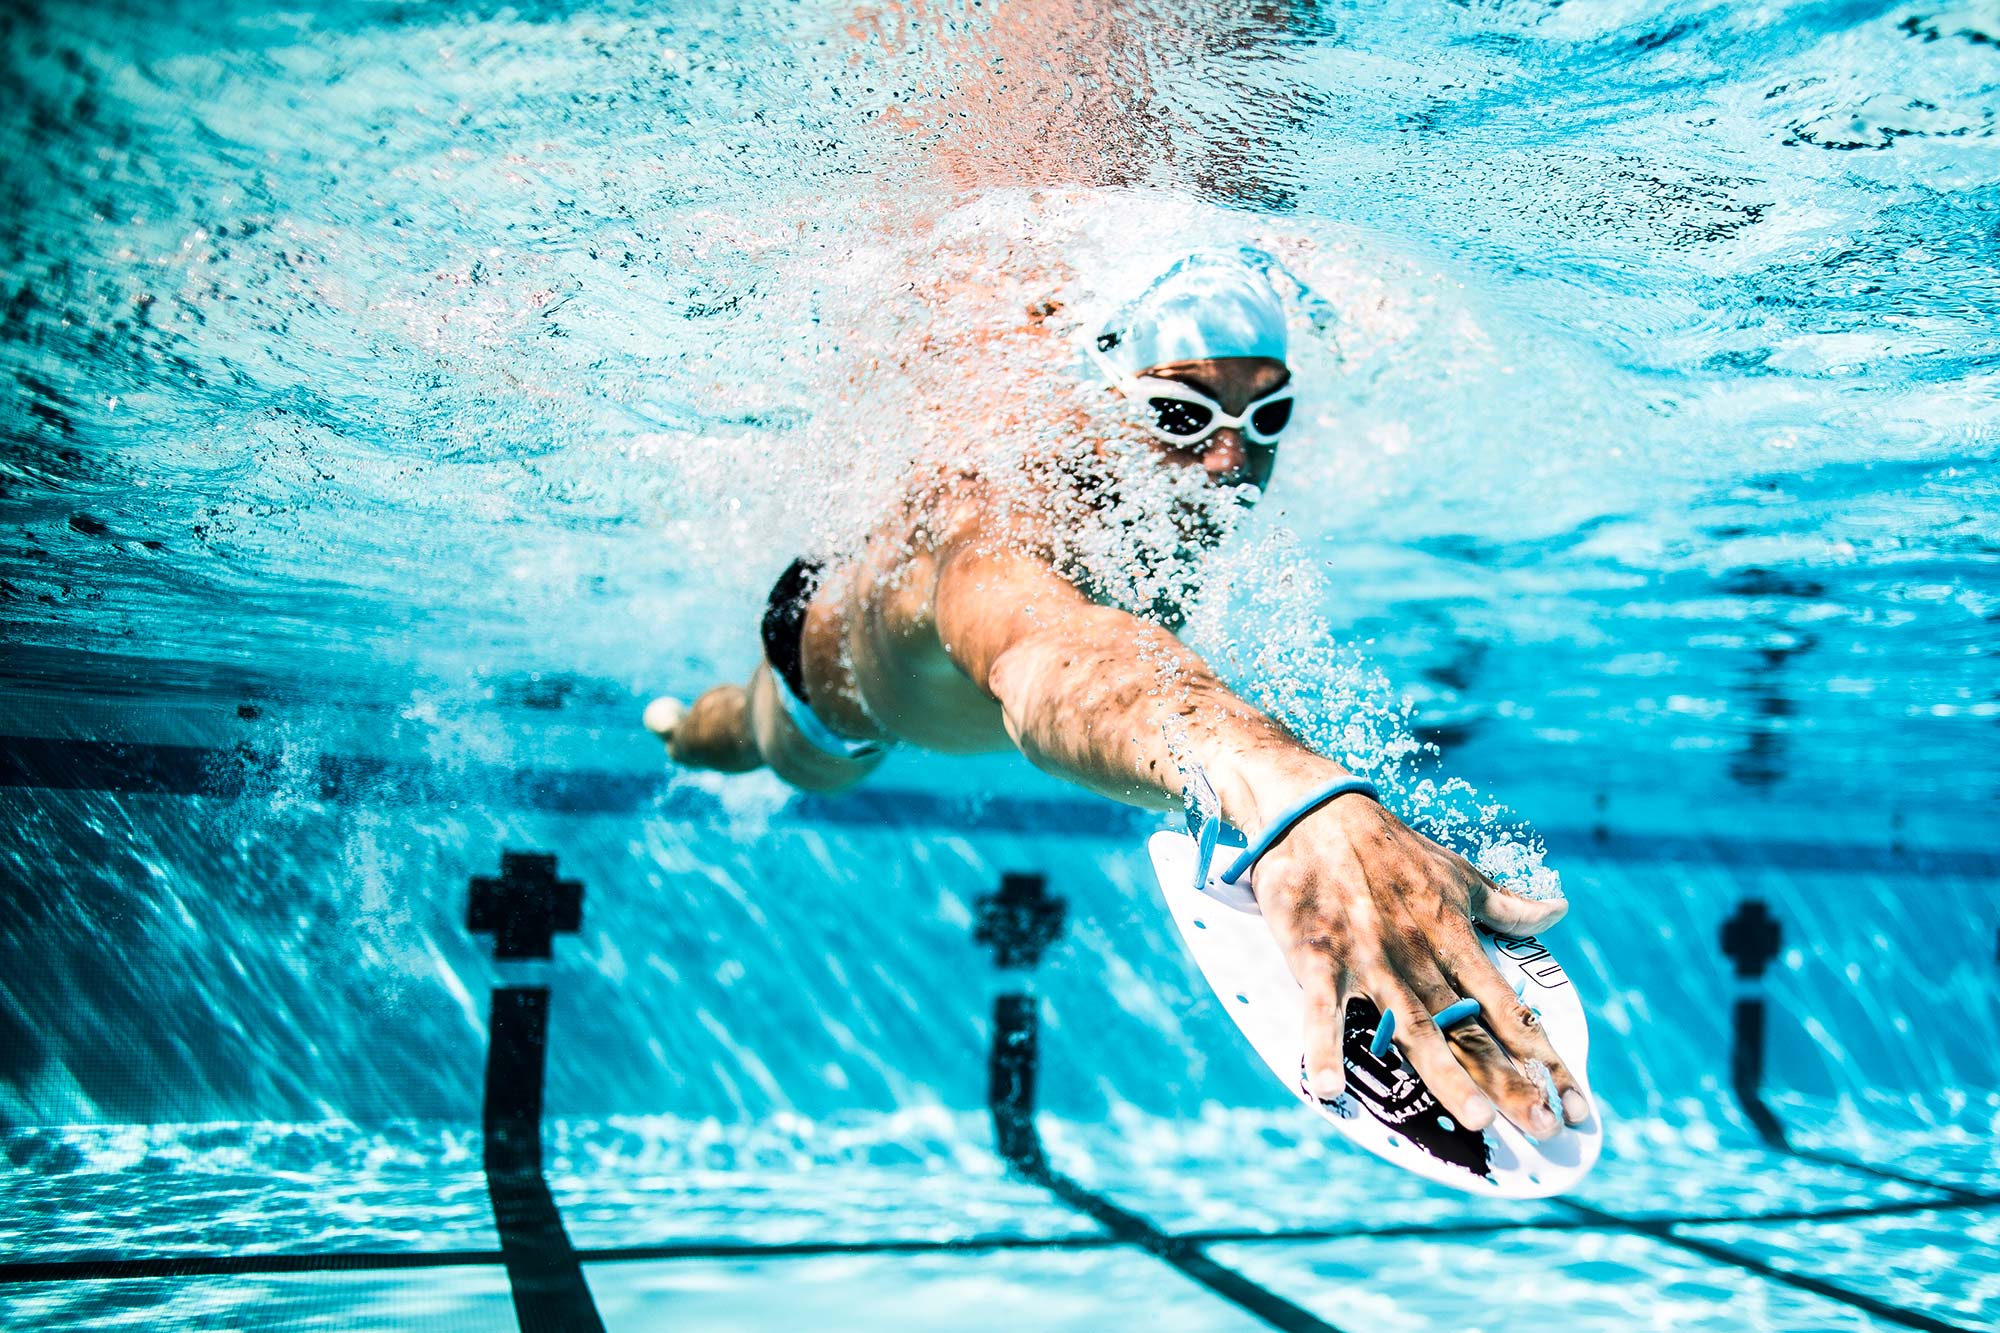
[985,616,1352,827]
[932,539,1349,823]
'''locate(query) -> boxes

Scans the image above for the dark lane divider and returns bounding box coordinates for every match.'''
[6,735,1997,875]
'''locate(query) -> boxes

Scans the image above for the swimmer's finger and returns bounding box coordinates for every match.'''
[1446,1019,1555,1140]
[1362,965,1494,1134]
[1298,959,1352,1103]
[1468,877,1566,934]
[1391,943,1552,1139]
[1447,947,1588,1131]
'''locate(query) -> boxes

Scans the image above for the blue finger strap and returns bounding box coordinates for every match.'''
[1369,1008,1396,1059]
[1368,997,1481,1058]
[1219,778,1380,885]
[1433,998,1482,1029]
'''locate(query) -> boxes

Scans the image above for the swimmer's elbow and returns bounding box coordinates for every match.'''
[986,633,1084,742]
[934,539,1102,694]
[988,639,1081,770]
[983,601,1173,711]
[984,637,1042,722]
[986,631,1118,731]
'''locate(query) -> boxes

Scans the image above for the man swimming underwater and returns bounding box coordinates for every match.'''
[644,250,1590,1143]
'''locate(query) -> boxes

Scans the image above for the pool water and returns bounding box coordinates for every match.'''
[3,0,1998,1328]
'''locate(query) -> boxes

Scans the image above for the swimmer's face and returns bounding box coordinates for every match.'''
[1131,356,1289,496]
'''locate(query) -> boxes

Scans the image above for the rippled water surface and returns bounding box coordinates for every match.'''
[4,0,1996,817]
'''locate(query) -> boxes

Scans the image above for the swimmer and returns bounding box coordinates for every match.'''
[646,250,1590,1144]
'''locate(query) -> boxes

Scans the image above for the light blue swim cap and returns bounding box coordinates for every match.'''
[1092,248,1290,378]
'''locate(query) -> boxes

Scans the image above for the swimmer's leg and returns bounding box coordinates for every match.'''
[647,685,762,772]
[646,663,882,793]
[744,662,885,793]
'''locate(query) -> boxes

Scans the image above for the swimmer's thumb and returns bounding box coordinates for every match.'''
[1470,882,1567,934]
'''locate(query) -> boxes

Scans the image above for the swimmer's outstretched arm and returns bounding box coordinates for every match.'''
[936,541,1592,1142]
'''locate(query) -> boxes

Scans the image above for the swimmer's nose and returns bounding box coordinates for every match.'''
[1203,429,1251,485]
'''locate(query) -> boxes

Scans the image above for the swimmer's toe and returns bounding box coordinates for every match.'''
[642,695,686,743]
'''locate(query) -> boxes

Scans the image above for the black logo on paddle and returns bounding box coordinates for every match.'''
[1489,933,1569,990]
[1313,998,1493,1179]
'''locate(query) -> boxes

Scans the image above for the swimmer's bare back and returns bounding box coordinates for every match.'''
[656,467,1596,1147]
[660,472,1010,790]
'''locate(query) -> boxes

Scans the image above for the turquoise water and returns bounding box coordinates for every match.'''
[3,0,1998,1328]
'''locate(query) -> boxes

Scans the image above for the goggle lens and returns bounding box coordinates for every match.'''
[1250,399,1293,438]
[1148,398,1215,439]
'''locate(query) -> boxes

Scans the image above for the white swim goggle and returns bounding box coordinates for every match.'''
[1086,341,1295,447]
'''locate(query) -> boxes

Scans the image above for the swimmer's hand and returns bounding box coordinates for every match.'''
[934,537,1586,1139]
[1249,785,1588,1142]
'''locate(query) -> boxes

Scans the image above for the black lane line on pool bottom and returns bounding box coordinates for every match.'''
[5,1194,1998,1289]
[984,995,1345,1333]
[1554,1199,1977,1333]
[467,852,604,1333]
[482,985,606,1333]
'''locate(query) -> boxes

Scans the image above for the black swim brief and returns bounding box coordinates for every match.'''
[757,557,886,760]
[760,557,822,705]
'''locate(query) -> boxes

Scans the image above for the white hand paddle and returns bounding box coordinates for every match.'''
[1147,811,1602,1198]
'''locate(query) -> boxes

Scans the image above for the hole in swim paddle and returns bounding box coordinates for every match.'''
[1194,919,1206,929]
[1235,993,1249,1004]
[1437,1115,1455,1131]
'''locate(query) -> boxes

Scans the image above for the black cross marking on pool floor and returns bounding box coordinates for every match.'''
[467,850,605,1333]
[1720,899,1790,1149]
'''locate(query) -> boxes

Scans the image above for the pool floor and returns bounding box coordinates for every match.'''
[3,1106,1993,1332]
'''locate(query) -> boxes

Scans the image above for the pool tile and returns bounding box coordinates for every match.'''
[584,1249,1268,1332]
[1675,1205,2000,1329]
[0,1267,517,1332]
[551,1161,1104,1249]
[1040,1110,1563,1234]
[1775,1103,2000,1195]
[1211,1228,1909,1331]
[1569,1121,1949,1219]
[0,1123,496,1261]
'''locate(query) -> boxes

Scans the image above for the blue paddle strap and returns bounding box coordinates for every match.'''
[1218,778,1381,886]
[1369,1007,1396,1058]
[1370,997,1482,1063]
[1197,774,1483,1055]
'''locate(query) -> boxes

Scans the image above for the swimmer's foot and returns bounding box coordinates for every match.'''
[649,685,762,773]
[642,695,687,747]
